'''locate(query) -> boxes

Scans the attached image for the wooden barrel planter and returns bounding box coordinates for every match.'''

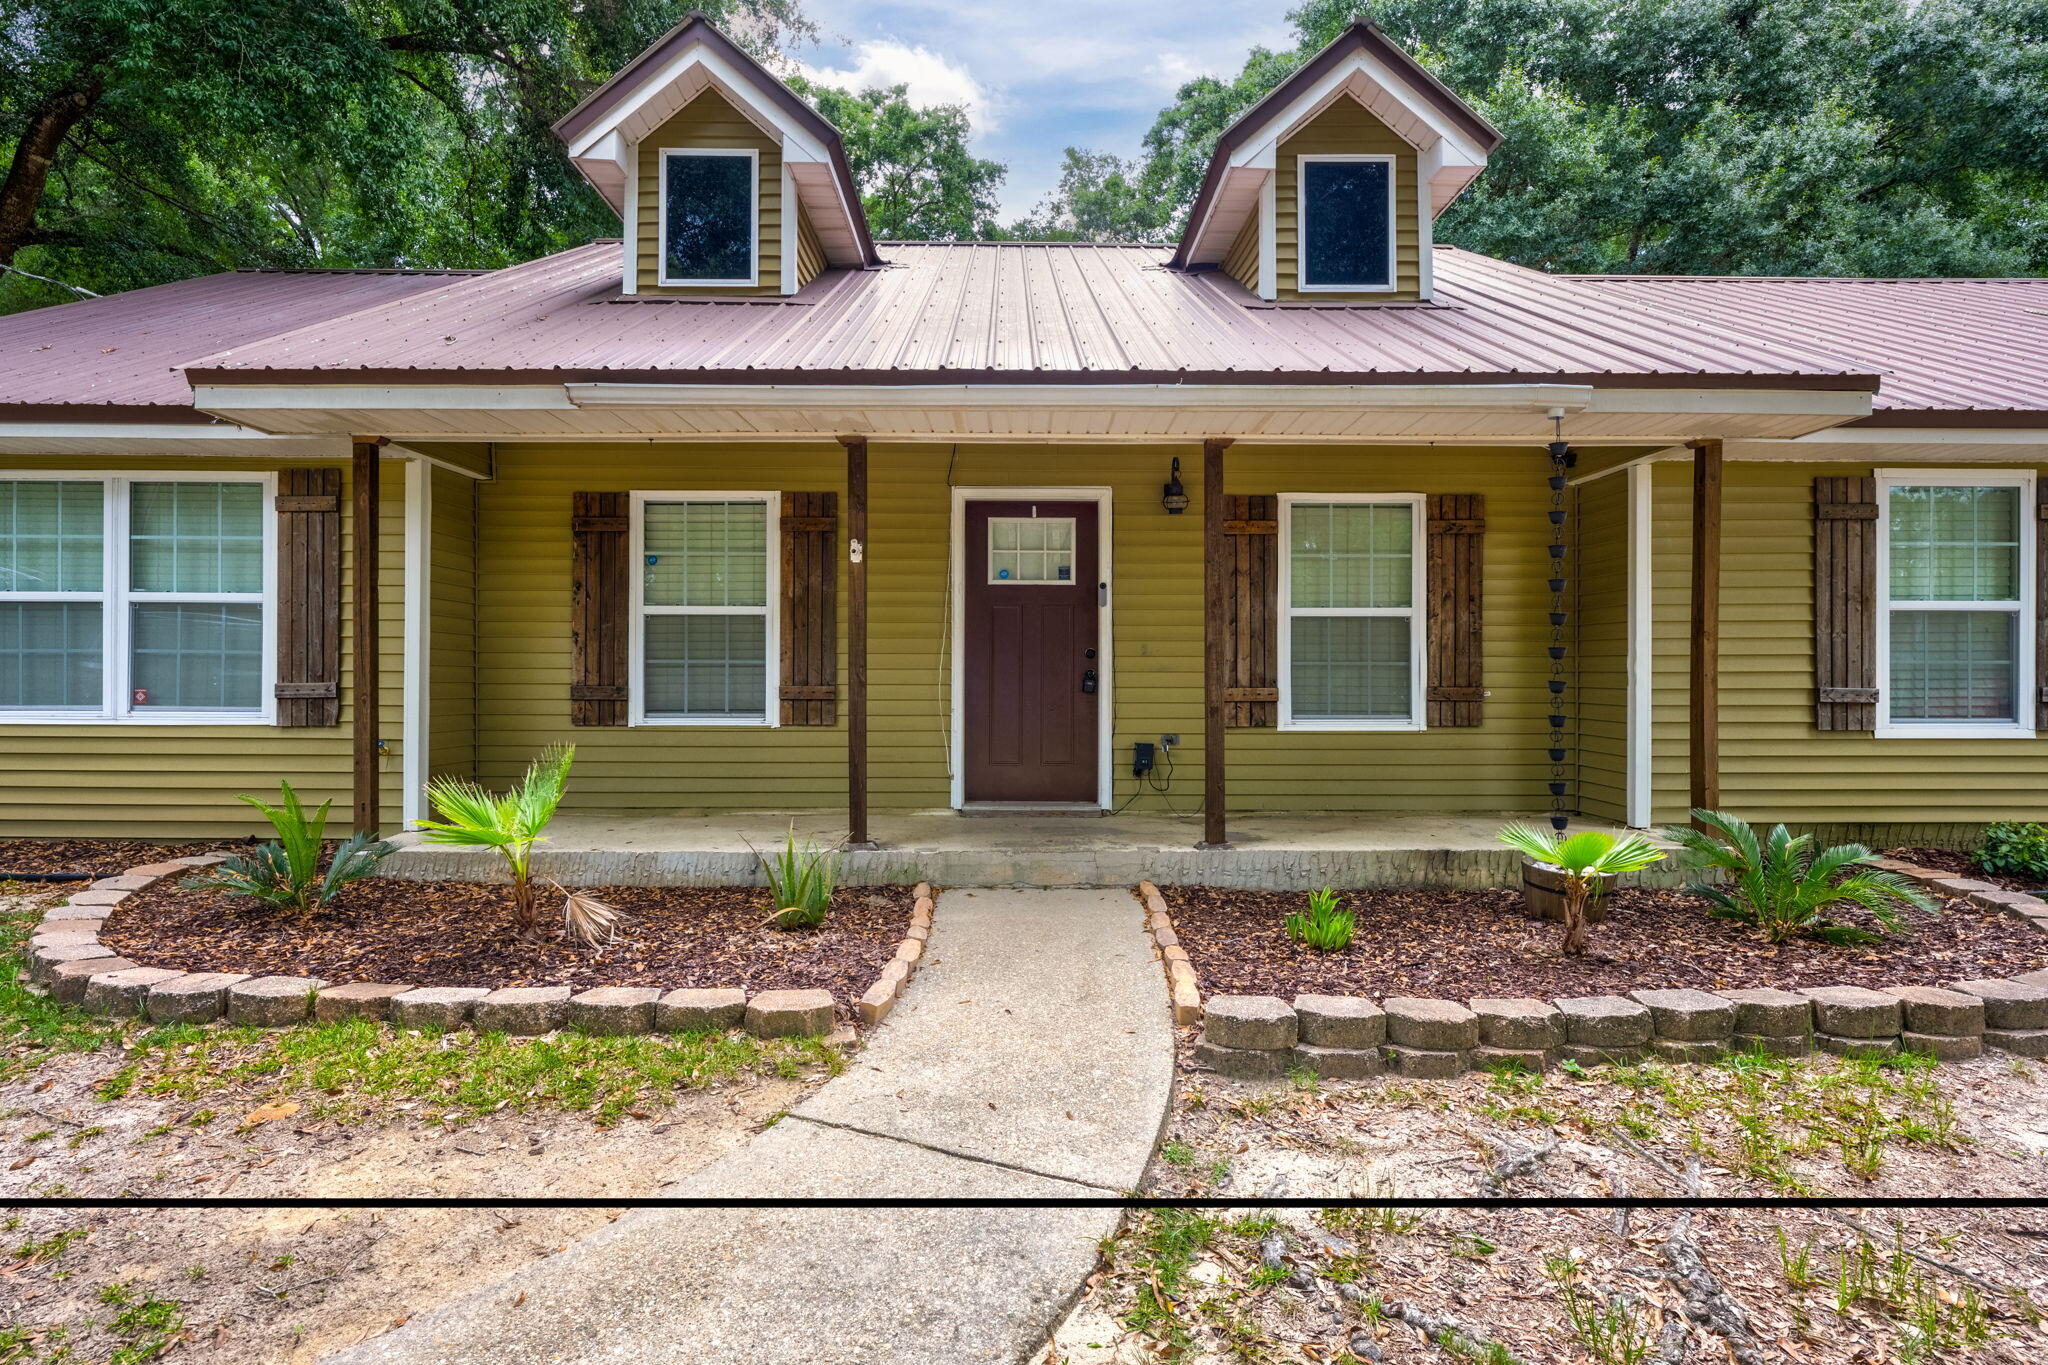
[1521,859,1616,924]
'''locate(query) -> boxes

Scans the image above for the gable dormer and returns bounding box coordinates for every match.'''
[552,13,878,296]
[1173,21,1500,304]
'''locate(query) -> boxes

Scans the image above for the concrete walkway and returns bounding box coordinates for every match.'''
[325,888,1172,1365]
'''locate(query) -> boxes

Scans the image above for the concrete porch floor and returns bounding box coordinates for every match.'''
[383,809,1683,890]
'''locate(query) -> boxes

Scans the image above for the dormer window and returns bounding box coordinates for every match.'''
[1297,155,1395,292]
[658,147,758,287]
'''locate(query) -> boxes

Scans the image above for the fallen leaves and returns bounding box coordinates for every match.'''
[242,1101,301,1126]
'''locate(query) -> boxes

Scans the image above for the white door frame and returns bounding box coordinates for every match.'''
[948,485,1114,809]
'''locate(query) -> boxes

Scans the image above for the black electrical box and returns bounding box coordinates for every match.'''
[1132,742,1156,777]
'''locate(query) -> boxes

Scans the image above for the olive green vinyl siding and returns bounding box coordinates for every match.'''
[1650,456,2048,841]
[1649,460,1692,827]
[796,203,826,287]
[1223,214,1259,292]
[1275,99,1420,302]
[634,88,781,296]
[1573,472,1629,823]
[0,456,406,837]
[428,464,477,784]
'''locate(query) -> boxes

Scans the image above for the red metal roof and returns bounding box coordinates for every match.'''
[182,242,1878,391]
[1571,274,2048,418]
[0,268,481,416]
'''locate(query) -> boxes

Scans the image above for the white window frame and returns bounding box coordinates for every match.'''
[655,146,759,289]
[1874,468,2035,740]
[628,490,779,728]
[0,470,276,725]
[1278,492,1426,732]
[1295,153,1398,294]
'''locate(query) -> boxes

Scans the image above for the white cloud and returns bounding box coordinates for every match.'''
[797,40,998,131]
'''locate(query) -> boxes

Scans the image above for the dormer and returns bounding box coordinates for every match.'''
[1171,21,1500,304]
[552,13,878,296]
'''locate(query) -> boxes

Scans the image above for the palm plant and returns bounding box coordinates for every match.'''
[1663,809,1935,945]
[1498,824,1668,956]
[418,745,575,942]
[192,782,390,915]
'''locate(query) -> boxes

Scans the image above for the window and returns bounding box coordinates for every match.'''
[1279,495,1424,729]
[987,517,1075,583]
[658,148,757,286]
[0,474,272,722]
[632,493,776,724]
[1877,471,2034,737]
[1297,155,1395,292]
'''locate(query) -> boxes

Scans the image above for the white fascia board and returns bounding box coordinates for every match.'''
[0,421,317,442]
[569,381,1597,412]
[1585,387,1872,422]
[1778,425,2048,446]
[566,44,826,163]
[1231,50,1488,178]
[193,384,577,414]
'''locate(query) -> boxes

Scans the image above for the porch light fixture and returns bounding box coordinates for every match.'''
[1161,457,1189,514]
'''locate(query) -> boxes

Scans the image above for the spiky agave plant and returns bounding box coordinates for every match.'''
[1663,809,1935,945]
[1498,825,1667,956]
[192,781,390,915]
[418,746,575,943]
[749,825,840,930]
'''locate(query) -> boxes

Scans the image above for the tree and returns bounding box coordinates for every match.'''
[786,77,1005,239]
[1071,0,2048,275]
[1009,149,1174,242]
[0,0,812,312]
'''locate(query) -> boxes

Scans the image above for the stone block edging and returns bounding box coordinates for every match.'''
[1141,866,2047,1079]
[1138,880,1201,1025]
[21,861,922,1043]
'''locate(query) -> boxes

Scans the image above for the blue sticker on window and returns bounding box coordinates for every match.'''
[997,568,1011,579]
[646,555,659,565]
[1057,565,1071,579]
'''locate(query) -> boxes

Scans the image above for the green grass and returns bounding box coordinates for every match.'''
[0,885,846,1128]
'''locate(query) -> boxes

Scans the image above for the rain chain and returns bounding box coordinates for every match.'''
[1545,421,1575,833]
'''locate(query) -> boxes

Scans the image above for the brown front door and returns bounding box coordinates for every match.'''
[963,499,1100,803]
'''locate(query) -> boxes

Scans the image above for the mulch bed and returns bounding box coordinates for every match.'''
[0,837,251,879]
[1884,846,2039,894]
[1164,884,2048,1000]
[102,876,913,999]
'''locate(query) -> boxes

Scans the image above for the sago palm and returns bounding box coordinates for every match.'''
[418,746,575,942]
[1498,825,1667,956]
[1663,809,1934,945]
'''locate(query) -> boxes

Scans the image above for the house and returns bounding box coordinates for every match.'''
[3,16,2045,856]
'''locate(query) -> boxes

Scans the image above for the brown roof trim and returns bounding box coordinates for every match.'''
[0,403,226,424]
[1849,409,2048,429]
[182,367,1881,393]
[1170,21,1502,269]
[550,11,877,266]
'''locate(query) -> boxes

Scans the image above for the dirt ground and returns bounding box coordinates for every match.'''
[0,1038,822,1363]
[1042,1044,2048,1364]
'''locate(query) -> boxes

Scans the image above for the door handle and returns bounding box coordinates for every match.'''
[1081,668,1097,695]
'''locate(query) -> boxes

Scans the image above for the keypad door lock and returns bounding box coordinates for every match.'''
[1081,668,1098,695]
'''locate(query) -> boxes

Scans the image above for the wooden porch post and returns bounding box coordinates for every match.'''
[1201,437,1233,847]
[352,438,384,835]
[840,436,873,848]
[1687,438,1722,822]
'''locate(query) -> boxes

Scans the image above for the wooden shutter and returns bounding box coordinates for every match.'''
[570,492,629,726]
[780,491,837,725]
[1813,475,1878,731]
[273,468,342,727]
[1426,493,1485,727]
[1223,495,1277,727]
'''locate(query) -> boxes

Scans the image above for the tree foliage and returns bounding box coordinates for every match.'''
[1039,0,2048,275]
[785,77,1004,240]
[0,0,810,311]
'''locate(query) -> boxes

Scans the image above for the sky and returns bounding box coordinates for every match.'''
[790,0,1298,222]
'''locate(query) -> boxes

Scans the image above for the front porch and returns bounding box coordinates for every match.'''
[381,808,1681,890]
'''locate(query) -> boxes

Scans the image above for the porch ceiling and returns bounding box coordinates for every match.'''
[190,380,1871,445]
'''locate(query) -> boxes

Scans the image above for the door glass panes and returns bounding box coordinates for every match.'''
[1291,616,1411,719]
[663,152,754,282]
[643,502,768,606]
[130,482,264,593]
[0,603,102,708]
[130,603,263,710]
[1888,485,2020,601]
[987,517,1076,583]
[0,480,102,591]
[1300,159,1392,289]
[644,615,766,717]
